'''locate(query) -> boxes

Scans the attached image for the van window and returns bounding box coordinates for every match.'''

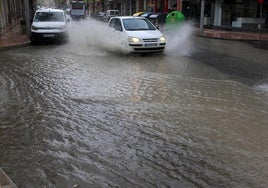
[108,10,120,16]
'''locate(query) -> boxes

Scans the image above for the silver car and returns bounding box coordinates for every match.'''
[108,16,166,53]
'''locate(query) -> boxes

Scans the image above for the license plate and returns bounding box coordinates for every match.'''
[145,43,157,47]
[43,34,54,38]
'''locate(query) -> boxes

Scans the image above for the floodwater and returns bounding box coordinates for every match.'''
[0,20,268,188]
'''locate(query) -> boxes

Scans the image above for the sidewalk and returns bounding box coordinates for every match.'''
[0,168,17,188]
[194,27,268,41]
[1,23,268,50]
[0,21,29,50]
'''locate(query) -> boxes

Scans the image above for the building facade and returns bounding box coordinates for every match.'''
[0,0,24,30]
[0,0,267,34]
[134,0,268,29]
[0,0,35,33]
[89,0,267,29]
[192,0,268,29]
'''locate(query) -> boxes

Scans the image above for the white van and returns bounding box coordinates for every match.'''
[30,8,69,44]
[103,10,120,22]
[70,1,87,20]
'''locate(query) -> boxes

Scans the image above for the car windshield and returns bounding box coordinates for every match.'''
[123,18,156,31]
[34,12,64,22]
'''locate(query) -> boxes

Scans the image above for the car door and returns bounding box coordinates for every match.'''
[108,18,128,50]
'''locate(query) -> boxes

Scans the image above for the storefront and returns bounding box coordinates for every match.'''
[192,0,268,29]
[230,0,267,28]
[138,0,183,13]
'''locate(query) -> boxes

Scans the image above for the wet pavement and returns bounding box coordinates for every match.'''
[1,19,268,187]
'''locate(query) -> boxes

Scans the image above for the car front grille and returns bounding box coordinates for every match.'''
[143,38,158,43]
[134,47,165,51]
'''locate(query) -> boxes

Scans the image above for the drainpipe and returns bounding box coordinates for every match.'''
[164,0,168,13]
[24,0,30,39]
[177,0,181,11]
[200,0,205,35]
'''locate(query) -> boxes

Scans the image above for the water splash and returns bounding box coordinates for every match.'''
[67,18,130,54]
[163,22,194,56]
[67,18,194,55]
[255,83,268,93]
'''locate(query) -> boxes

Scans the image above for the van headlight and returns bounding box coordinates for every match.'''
[31,25,38,31]
[159,36,166,42]
[129,37,141,43]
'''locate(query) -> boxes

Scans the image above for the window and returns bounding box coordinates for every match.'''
[109,18,116,28]
[34,12,64,22]
[123,18,156,31]
[114,19,122,31]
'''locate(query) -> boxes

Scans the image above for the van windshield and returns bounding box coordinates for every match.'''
[34,12,65,22]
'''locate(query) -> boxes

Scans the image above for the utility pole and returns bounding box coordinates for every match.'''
[200,0,205,35]
[24,0,31,39]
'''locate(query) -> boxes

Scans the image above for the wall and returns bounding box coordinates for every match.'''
[0,0,25,32]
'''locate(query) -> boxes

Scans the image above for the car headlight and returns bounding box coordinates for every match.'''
[31,25,38,31]
[159,36,166,42]
[129,37,141,43]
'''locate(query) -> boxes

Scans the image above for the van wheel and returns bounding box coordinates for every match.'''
[30,37,37,45]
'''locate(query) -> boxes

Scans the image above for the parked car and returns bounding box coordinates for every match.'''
[103,10,120,22]
[108,16,166,53]
[148,12,167,28]
[30,8,69,44]
[140,12,153,18]
[133,12,145,16]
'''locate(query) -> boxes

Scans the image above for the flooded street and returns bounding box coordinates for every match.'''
[1,25,268,187]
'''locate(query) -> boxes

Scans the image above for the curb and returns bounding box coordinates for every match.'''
[0,41,30,51]
[0,168,17,188]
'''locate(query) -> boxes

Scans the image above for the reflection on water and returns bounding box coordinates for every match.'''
[0,36,268,188]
